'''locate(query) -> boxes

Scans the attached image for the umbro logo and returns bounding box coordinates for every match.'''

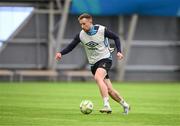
[85,41,98,48]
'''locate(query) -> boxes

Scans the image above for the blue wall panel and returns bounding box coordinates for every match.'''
[70,0,180,16]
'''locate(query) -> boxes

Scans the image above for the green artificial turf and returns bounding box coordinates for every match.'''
[0,82,180,126]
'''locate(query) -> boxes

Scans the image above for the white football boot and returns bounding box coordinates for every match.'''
[99,105,112,114]
[123,105,130,115]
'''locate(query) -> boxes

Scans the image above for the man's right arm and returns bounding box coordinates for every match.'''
[55,34,80,60]
[60,34,80,55]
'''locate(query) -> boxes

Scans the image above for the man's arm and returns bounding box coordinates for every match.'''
[104,28,123,60]
[55,34,80,60]
[60,34,80,55]
[104,28,121,53]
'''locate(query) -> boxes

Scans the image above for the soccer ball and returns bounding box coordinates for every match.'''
[80,100,93,114]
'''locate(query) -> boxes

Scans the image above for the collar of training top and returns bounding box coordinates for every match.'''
[87,25,99,36]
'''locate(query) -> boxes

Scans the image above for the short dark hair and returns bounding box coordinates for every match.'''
[78,13,92,21]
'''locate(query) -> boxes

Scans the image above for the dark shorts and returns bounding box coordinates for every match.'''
[91,58,112,79]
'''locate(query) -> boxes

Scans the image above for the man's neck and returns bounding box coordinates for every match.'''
[87,25,96,35]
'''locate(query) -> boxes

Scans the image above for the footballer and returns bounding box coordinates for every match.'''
[55,13,130,114]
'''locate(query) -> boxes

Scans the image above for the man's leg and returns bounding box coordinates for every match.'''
[94,68,112,113]
[104,79,130,114]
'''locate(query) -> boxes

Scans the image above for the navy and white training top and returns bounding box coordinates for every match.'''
[60,24,121,64]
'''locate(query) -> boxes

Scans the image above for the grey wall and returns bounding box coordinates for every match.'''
[0,14,48,69]
[0,14,179,81]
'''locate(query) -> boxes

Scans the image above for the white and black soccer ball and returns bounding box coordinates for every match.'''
[80,100,93,114]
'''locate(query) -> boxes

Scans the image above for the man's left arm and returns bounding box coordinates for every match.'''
[104,28,123,60]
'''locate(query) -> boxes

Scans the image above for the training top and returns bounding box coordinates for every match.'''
[60,24,121,65]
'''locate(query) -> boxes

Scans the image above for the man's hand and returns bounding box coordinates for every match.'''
[55,52,62,61]
[117,52,124,60]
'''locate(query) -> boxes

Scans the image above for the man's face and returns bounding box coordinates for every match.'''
[79,18,92,32]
